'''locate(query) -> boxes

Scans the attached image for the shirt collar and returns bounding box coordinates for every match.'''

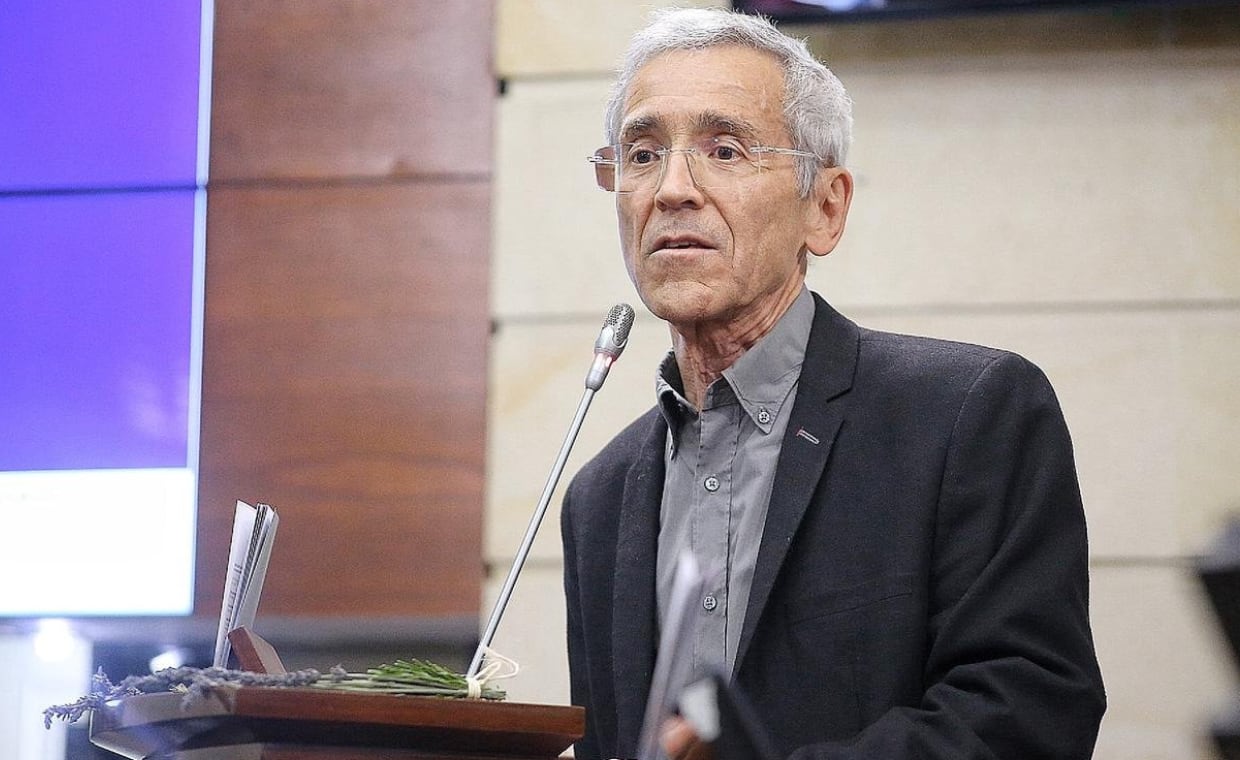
[655,351,690,451]
[655,287,814,450]
[721,286,814,434]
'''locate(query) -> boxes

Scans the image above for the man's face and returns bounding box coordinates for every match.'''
[616,45,821,332]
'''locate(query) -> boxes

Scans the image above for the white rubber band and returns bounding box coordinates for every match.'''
[465,647,520,699]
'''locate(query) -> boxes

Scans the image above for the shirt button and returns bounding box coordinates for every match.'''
[702,595,718,612]
[757,408,772,425]
[703,476,720,492]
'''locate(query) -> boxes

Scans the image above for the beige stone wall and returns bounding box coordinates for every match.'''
[486,2,1240,757]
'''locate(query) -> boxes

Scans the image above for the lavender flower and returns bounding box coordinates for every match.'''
[44,661,503,729]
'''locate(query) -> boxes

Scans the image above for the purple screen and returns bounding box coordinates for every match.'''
[0,1,204,471]
[0,2,203,191]
[0,192,197,471]
[0,0,207,617]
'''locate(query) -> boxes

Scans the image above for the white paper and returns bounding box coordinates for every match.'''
[212,500,278,668]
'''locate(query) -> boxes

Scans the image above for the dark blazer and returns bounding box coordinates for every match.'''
[562,293,1105,759]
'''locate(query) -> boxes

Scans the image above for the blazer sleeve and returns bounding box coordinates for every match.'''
[790,352,1106,760]
[562,490,605,760]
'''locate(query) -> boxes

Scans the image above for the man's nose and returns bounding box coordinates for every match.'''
[654,150,704,207]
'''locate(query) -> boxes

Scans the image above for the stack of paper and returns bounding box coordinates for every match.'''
[212,500,279,668]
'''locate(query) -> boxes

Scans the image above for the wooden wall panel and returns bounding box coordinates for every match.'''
[198,183,488,617]
[211,0,494,180]
[198,0,493,625]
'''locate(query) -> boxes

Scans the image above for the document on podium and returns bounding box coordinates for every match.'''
[212,500,278,668]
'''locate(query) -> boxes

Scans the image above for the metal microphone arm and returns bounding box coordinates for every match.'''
[466,386,596,679]
[466,304,634,680]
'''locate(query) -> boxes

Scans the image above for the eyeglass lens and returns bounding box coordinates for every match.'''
[594,137,783,193]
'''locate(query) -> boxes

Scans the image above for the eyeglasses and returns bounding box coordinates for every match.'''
[588,136,820,193]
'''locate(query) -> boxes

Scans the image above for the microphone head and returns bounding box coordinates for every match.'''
[586,303,636,391]
[595,303,635,359]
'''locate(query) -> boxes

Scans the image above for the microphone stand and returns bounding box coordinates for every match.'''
[466,387,597,679]
[467,304,633,680]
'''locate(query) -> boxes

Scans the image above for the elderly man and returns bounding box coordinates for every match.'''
[561,8,1105,759]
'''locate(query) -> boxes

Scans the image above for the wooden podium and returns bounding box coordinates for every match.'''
[88,630,583,759]
[89,686,584,760]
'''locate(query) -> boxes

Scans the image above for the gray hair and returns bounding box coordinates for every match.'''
[604,7,853,197]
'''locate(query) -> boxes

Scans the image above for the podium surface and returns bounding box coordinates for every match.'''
[90,687,584,760]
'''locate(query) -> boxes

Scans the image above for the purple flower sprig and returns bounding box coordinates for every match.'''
[43,659,505,730]
[43,666,322,728]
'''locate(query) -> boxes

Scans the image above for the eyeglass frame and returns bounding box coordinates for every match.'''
[587,136,822,193]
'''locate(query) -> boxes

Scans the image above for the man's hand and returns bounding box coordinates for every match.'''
[660,716,714,760]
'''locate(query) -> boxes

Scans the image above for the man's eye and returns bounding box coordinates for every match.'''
[629,148,659,166]
[708,141,747,162]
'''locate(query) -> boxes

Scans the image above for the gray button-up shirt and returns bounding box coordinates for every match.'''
[654,287,814,676]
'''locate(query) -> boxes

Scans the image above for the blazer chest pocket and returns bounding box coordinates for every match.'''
[785,573,916,626]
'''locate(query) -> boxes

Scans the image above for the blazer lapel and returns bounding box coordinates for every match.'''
[733,294,860,674]
[611,414,668,754]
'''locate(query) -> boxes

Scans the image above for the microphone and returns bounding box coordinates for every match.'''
[586,303,636,391]
[466,304,637,680]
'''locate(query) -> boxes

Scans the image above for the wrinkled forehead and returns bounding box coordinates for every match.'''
[619,46,788,144]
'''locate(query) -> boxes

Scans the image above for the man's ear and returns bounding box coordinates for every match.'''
[804,167,853,258]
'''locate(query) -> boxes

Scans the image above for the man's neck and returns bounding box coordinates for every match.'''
[670,286,803,409]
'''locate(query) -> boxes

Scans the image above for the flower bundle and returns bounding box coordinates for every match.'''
[44,658,506,728]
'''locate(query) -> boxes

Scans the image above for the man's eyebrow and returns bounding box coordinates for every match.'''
[618,112,761,143]
[693,111,759,139]
[619,115,662,143]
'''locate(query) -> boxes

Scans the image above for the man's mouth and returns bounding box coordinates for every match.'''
[651,235,715,254]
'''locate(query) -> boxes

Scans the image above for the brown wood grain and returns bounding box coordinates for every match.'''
[210,0,495,181]
[91,689,583,759]
[197,181,489,618]
[198,0,494,625]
